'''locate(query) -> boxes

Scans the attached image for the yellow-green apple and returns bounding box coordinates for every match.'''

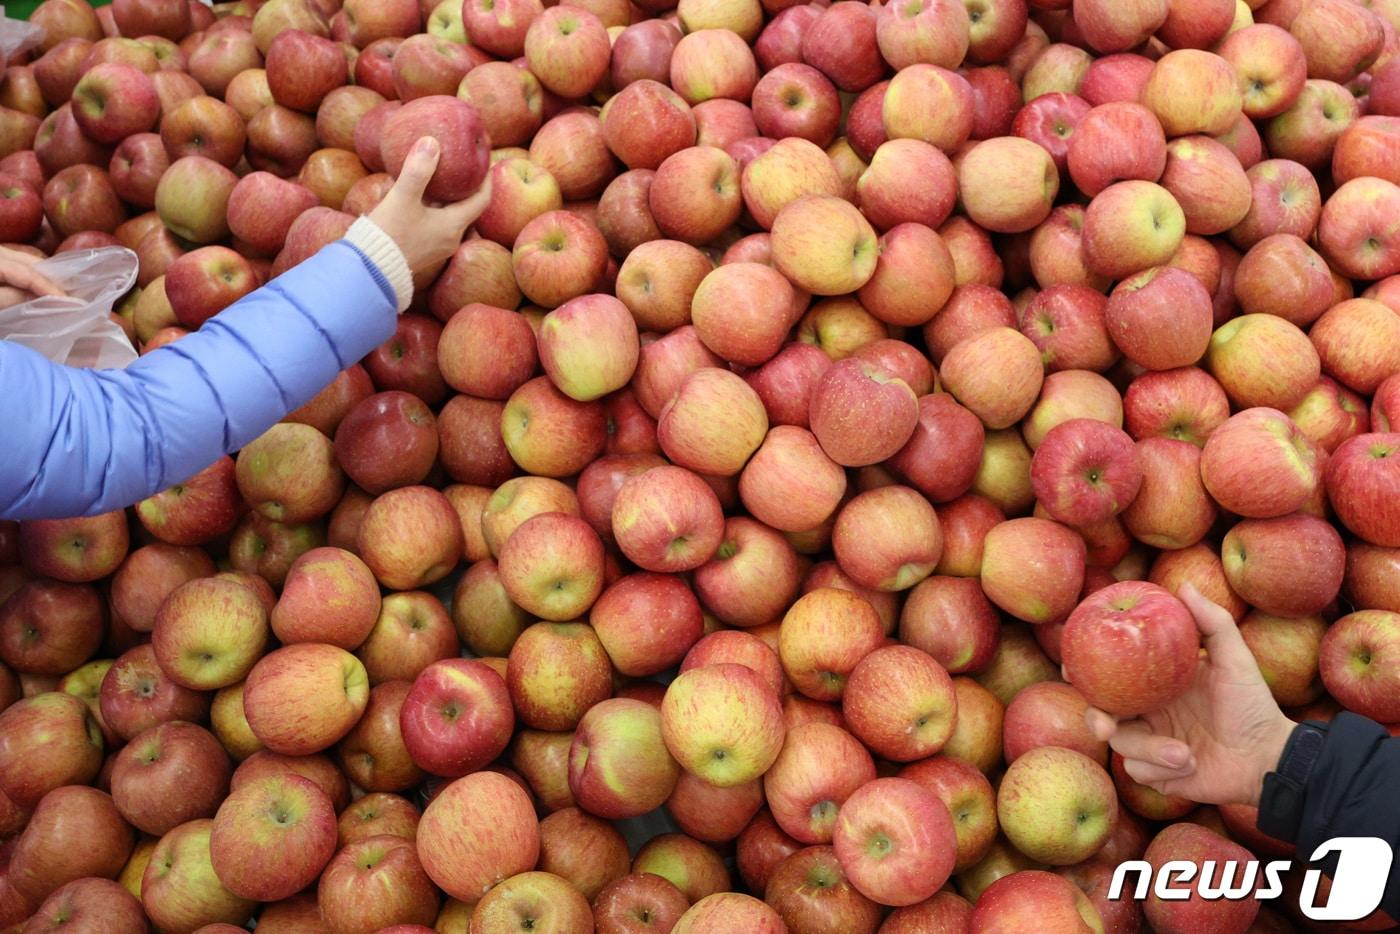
[692,517,800,628]
[9,785,132,906]
[225,172,319,256]
[234,424,342,527]
[141,818,255,932]
[832,777,955,907]
[1199,407,1320,518]
[1263,79,1359,171]
[416,771,539,900]
[842,644,955,762]
[880,64,972,153]
[99,643,209,741]
[1230,158,1321,250]
[506,621,612,731]
[1206,313,1320,410]
[764,845,881,934]
[523,5,609,99]
[1122,367,1229,446]
[18,512,126,584]
[356,485,464,590]
[1061,580,1199,716]
[1143,823,1259,933]
[667,770,765,843]
[154,154,237,244]
[857,223,957,329]
[610,18,681,87]
[335,680,423,793]
[1310,298,1400,396]
[1238,611,1327,707]
[979,517,1085,624]
[1232,234,1333,327]
[568,697,680,819]
[448,562,529,661]
[661,663,784,786]
[969,427,1035,515]
[317,835,438,933]
[614,239,710,332]
[1020,43,1091,102]
[1374,374,1400,430]
[778,588,885,701]
[1081,181,1186,281]
[1346,542,1400,613]
[831,486,942,592]
[996,747,1116,866]
[242,644,369,755]
[511,209,608,308]
[1064,102,1166,198]
[359,589,458,683]
[690,261,797,365]
[672,892,785,933]
[743,343,832,429]
[151,577,268,692]
[110,720,229,836]
[337,793,420,848]
[957,137,1058,235]
[749,63,839,146]
[0,691,101,809]
[209,772,337,901]
[497,512,605,622]
[898,575,999,674]
[0,579,102,678]
[26,878,146,933]
[589,572,703,676]
[1002,681,1105,765]
[1326,432,1400,546]
[658,367,770,476]
[1317,176,1400,282]
[379,95,490,203]
[1022,370,1124,452]
[1030,420,1142,527]
[397,658,512,778]
[1141,50,1242,139]
[799,295,891,359]
[808,358,919,468]
[1222,513,1344,617]
[971,870,1104,932]
[70,62,158,143]
[770,194,877,295]
[668,28,759,105]
[1119,437,1216,549]
[1319,609,1400,721]
[612,465,725,572]
[939,327,1043,430]
[594,873,690,934]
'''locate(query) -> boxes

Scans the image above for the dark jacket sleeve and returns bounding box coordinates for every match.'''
[1258,712,1400,920]
[0,240,397,521]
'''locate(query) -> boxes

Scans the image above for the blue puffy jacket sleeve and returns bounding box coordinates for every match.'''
[0,240,398,521]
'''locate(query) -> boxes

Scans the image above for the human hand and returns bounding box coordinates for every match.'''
[0,246,62,309]
[1083,583,1297,807]
[367,137,492,276]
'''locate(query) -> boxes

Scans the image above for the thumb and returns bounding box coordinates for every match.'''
[391,137,442,204]
[1179,582,1258,677]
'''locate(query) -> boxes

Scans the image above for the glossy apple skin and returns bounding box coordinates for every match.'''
[398,658,513,779]
[832,777,957,908]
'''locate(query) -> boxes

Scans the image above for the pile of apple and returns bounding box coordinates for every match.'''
[3,0,1400,930]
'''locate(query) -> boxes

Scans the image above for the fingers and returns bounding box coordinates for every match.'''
[1084,707,1120,742]
[1179,582,1260,677]
[1108,720,1194,771]
[442,174,494,228]
[389,137,442,205]
[0,260,63,298]
[1122,756,1196,788]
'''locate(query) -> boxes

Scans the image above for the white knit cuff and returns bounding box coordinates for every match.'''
[344,216,414,314]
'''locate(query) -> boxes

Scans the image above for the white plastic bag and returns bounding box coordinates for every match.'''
[0,247,140,370]
[0,7,45,62]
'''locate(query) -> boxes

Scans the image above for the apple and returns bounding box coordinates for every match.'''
[647,145,743,247]
[832,777,955,908]
[536,808,629,900]
[338,0,419,48]
[497,512,605,621]
[187,30,263,99]
[1230,158,1322,253]
[661,662,784,787]
[770,194,877,296]
[1002,681,1105,765]
[152,577,269,692]
[507,621,613,731]
[377,95,490,205]
[160,95,247,169]
[671,892,786,933]
[897,575,998,675]
[333,391,438,495]
[267,546,380,650]
[1140,50,1243,140]
[611,465,725,572]
[1143,823,1260,933]
[230,752,351,816]
[1120,437,1217,550]
[1122,367,1230,447]
[1081,181,1186,281]
[522,5,610,100]
[880,63,973,155]
[970,870,1104,932]
[1065,102,1165,198]
[1327,432,1400,547]
[226,172,320,256]
[24,878,147,934]
[243,643,370,755]
[1317,176,1400,281]
[569,697,680,819]
[317,834,439,933]
[997,747,1117,866]
[738,426,846,533]
[464,0,541,57]
[1346,542,1400,613]
[536,294,638,404]
[939,327,1043,430]
[1062,580,1200,716]
[763,845,881,933]
[980,517,1086,625]
[209,772,338,902]
[689,261,797,366]
[359,589,461,686]
[1223,513,1345,618]
[70,62,159,144]
[830,485,942,593]
[338,793,421,848]
[110,720,230,836]
[958,137,1058,235]
[512,209,609,309]
[141,818,256,932]
[154,155,237,244]
[0,691,102,809]
[1200,406,1321,519]
[1232,234,1334,329]
[1310,298,1400,397]
[9,785,133,906]
[1238,612,1327,708]
[692,517,801,630]
[778,588,885,702]
[1029,419,1142,529]
[113,0,192,39]
[415,771,539,901]
[839,644,955,764]
[593,872,690,934]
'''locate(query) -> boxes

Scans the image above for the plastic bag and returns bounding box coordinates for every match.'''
[0,247,140,371]
[0,8,45,62]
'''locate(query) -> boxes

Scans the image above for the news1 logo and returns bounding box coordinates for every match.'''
[1107,837,1394,922]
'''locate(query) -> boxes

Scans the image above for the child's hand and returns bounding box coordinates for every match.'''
[367,138,493,277]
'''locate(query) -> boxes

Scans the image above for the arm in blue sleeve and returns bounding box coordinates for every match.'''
[0,240,398,521]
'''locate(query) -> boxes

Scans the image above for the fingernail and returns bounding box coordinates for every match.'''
[1164,744,1189,768]
[418,138,440,156]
